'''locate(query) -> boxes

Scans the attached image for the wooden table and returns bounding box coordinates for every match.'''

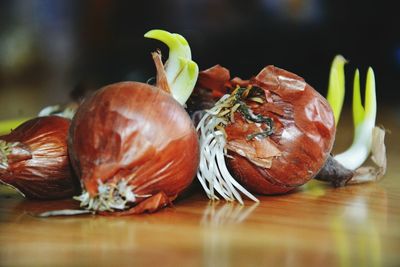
[1,107,399,267]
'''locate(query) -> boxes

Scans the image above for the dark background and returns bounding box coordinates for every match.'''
[0,0,398,119]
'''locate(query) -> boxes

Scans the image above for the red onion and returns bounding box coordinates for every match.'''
[0,116,80,199]
[68,81,199,214]
[194,65,336,202]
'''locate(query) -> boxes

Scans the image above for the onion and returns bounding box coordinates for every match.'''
[0,116,80,199]
[68,81,199,214]
[49,29,201,215]
[193,65,336,202]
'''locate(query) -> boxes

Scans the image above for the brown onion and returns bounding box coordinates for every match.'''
[194,65,335,201]
[0,116,80,199]
[68,81,199,214]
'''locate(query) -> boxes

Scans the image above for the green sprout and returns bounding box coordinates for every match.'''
[327,56,377,170]
[144,29,199,105]
[327,55,347,125]
[0,118,29,135]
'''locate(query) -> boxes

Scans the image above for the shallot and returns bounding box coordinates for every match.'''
[0,116,79,199]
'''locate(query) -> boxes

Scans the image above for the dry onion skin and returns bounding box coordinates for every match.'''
[194,65,336,203]
[0,116,80,199]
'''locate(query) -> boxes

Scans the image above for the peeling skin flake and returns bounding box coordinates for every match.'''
[277,75,306,92]
[347,127,387,184]
[226,134,281,168]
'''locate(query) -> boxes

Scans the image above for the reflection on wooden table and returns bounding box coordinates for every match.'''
[0,107,399,267]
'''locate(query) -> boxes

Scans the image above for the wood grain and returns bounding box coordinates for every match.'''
[0,107,399,267]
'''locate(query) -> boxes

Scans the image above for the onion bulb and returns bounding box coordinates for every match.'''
[0,116,80,199]
[193,65,336,203]
[69,82,199,214]
[63,29,200,215]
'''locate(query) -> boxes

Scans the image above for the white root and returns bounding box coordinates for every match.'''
[74,179,141,212]
[196,95,259,204]
[36,209,93,217]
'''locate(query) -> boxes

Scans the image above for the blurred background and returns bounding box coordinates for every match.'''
[0,0,398,120]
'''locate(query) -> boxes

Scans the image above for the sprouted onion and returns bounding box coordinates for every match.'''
[195,65,336,203]
[39,29,200,216]
[69,30,199,215]
[0,116,80,199]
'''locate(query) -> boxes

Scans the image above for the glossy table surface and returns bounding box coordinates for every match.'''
[0,107,399,267]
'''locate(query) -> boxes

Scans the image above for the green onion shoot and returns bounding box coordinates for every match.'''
[325,55,386,183]
[144,29,199,105]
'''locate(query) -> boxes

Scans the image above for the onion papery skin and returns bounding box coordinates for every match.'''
[68,81,199,211]
[192,65,336,195]
[0,116,79,199]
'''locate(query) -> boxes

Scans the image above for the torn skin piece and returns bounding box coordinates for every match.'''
[99,192,174,216]
[352,126,387,183]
